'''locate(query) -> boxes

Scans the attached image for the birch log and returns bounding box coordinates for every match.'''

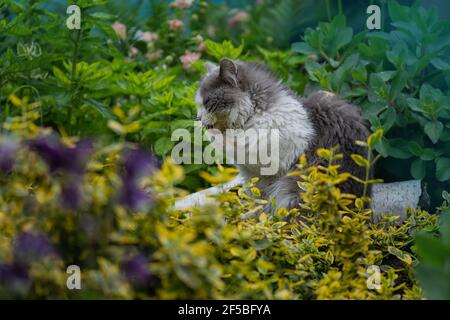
[174,175,246,210]
[175,178,423,223]
[370,180,422,222]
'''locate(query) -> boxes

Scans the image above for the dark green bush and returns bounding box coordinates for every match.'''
[415,191,450,299]
[292,1,450,205]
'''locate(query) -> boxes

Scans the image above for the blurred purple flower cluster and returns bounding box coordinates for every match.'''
[4,134,156,211]
[13,232,56,266]
[27,135,94,209]
[0,232,56,296]
[121,253,153,287]
[27,136,93,175]
[0,134,158,294]
[119,149,155,210]
[0,263,29,296]
[0,139,17,174]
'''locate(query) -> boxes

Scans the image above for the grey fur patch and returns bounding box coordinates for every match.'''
[301,91,371,197]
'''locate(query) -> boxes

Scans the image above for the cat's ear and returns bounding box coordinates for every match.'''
[219,58,238,87]
[205,61,218,74]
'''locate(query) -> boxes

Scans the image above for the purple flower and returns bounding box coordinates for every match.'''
[0,263,29,296]
[0,139,16,173]
[119,149,154,210]
[13,232,56,266]
[28,136,93,175]
[122,149,154,183]
[119,182,152,210]
[27,136,93,209]
[0,263,28,282]
[121,253,153,286]
[61,179,82,210]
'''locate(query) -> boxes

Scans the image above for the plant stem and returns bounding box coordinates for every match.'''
[325,0,331,21]
[363,147,372,198]
[69,28,81,135]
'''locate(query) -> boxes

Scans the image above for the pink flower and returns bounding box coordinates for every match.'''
[170,0,193,9]
[129,47,138,57]
[228,11,249,27]
[180,51,201,70]
[194,35,207,52]
[112,21,127,40]
[145,50,162,62]
[136,31,159,43]
[168,19,184,31]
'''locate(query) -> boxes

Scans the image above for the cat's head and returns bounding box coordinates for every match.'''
[195,58,254,132]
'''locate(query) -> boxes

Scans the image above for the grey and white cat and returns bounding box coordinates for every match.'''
[175,58,370,211]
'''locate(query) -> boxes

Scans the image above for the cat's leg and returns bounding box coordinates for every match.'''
[174,174,246,210]
[259,174,301,214]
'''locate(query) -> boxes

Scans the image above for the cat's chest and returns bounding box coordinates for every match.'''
[245,98,315,171]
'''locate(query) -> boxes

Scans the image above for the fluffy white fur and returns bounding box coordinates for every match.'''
[175,71,314,210]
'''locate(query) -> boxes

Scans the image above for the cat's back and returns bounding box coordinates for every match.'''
[302,91,370,151]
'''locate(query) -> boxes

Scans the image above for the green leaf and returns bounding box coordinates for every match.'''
[351,154,369,169]
[368,73,389,103]
[436,157,450,182]
[406,98,423,113]
[154,137,174,156]
[443,191,450,201]
[351,63,367,83]
[52,66,71,85]
[416,264,450,300]
[291,42,317,55]
[304,60,328,85]
[377,71,396,82]
[330,53,359,92]
[328,15,353,56]
[420,148,435,161]
[359,37,389,59]
[368,129,383,148]
[384,138,412,159]
[389,70,409,101]
[170,119,195,131]
[415,232,449,267]
[89,12,116,20]
[374,137,389,157]
[407,141,423,156]
[84,98,115,120]
[424,121,443,144]
[388,246,413,265]
[253,239,272,251]
[431,57,450,71]
[317,148,331,159]
[379,107,396,132]
[107,120,124,135]
[388,1,410,22]
[205,40,244,61]
[411,158,426,180]
[440,211,450,246]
